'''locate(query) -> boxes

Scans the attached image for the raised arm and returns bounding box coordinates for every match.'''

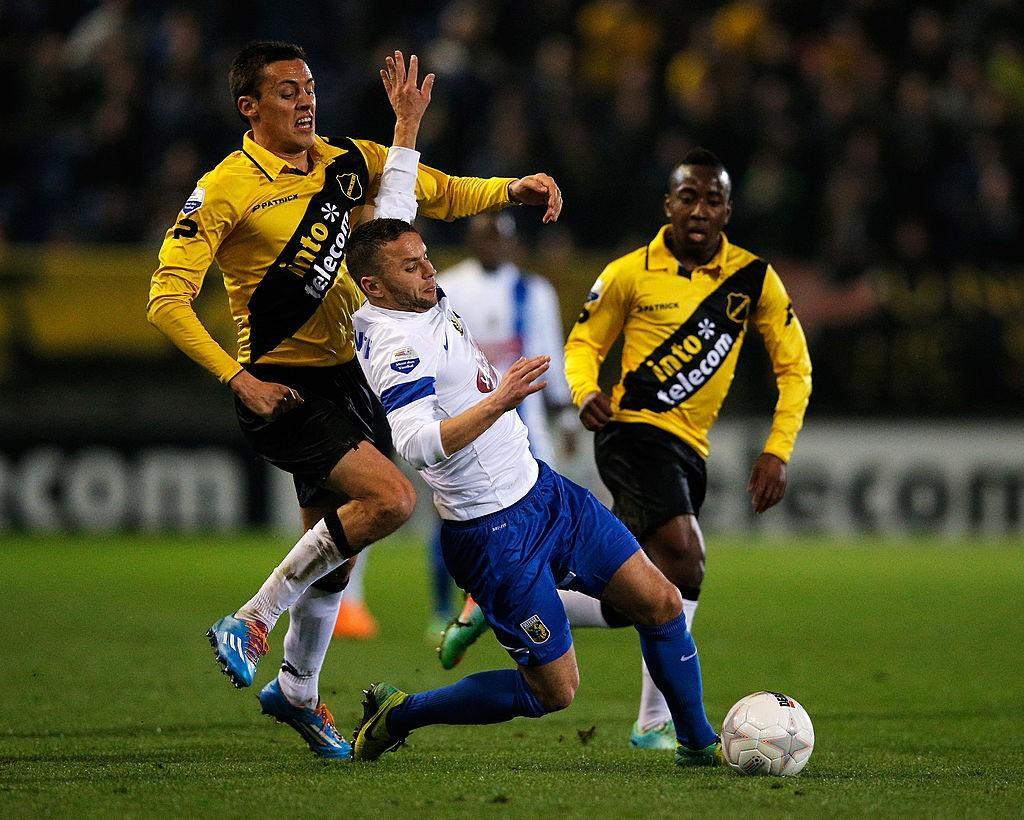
[371,51,433,224]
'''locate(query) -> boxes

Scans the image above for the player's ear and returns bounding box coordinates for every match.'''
[361,275,383,297]
[238,96,258,122]
[663,193,672,219]
[723,200,732,226]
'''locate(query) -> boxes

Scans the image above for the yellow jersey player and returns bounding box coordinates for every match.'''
[147,40,562,760]
[564,148,811,750]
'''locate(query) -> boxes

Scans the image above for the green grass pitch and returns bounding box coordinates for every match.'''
[1,533,1022,817]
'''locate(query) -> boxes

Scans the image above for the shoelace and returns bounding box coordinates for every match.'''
[315,703,338,733]
[244,621,269,665]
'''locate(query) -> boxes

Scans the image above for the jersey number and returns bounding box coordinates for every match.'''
[173,218,198,240]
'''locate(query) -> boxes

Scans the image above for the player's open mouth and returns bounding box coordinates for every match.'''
[296,116,313,131]
[686,225,708,241]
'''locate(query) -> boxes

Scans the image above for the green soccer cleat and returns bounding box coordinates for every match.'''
[437,595,488,670]
[425,614,450,645]
[352,682,410,761]
[630,719,677,750]
[674,736,725,767]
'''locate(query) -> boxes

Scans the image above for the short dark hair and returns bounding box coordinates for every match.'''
[229,41,307,124]
[671,147,732,198]
[347,219,419,287]
[680,147,725,169]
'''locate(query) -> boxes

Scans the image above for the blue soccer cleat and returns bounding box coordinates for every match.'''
[630,719,678,750]
[206,614,269,688]
[258,679,352,759]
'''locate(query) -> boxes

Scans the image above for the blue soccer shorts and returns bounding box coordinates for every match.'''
[440,461,640,666]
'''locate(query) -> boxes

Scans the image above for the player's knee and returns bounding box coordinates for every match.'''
[634,581,683,627]
[370,474,416,532]
[534,677,578,713]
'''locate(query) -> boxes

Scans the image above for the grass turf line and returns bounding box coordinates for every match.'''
[1,534,1022,817]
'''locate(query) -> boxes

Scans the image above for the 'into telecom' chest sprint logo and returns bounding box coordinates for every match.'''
[619,261,768,412]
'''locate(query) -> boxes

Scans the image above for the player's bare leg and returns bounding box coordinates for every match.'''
[518,646,580,713]
[321,442,417,550]
[643,514,706,625]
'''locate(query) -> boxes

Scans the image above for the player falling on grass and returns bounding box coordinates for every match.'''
[343,218,725,768]
[147,40,562,760]
[439,149,812,750]
[421,213,577,637]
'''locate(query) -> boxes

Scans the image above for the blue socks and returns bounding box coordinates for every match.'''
[383,614,715,749]
[635,613,717,749]
[387,669,546,737]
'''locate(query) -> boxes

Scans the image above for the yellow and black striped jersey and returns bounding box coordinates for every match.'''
[148,132,513,383]
[565,226,812,461]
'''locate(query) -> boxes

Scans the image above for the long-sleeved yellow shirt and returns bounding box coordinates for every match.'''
[148,133,513,383]
[564,226,812,461]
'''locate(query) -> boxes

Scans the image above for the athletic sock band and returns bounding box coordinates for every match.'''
[323,510,356,558]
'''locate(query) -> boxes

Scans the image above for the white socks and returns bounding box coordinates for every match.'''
[558,589,609,627]
[278,585,343,709]
[682,598,698,631]
[236,519,344,631]
[344,547,370,605]
[637,597,699,731]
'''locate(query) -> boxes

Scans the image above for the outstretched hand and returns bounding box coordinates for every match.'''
[747,452,787,513]
[509,173,563,223]
[381,50,434,148]
[492,355,550,412]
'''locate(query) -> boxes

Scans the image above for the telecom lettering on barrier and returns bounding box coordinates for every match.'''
[0,421,1021,535]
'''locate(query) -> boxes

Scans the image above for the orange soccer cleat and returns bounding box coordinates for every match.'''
[333,599,379,640]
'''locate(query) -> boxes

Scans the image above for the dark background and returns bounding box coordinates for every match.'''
[1,0,1021,442]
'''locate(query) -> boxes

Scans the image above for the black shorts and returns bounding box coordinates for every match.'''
[594,422,707,541]
[234,359,393,508]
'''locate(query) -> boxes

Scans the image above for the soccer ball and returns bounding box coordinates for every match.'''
[721,691,814,776]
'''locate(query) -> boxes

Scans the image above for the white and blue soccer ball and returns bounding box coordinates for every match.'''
[721,691,814,776]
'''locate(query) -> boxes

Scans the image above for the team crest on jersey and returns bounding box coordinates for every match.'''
[476,365,497,393]
[182,186,205,215]
[337,172,363,201]
[390,346,420,374]
[726,292,751,323]
[520,614,550,644]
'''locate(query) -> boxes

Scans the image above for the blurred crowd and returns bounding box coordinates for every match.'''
[2,0,1023,279]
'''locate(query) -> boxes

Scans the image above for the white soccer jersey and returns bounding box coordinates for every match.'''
[437,260,571,463]
[353,291,538,520]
